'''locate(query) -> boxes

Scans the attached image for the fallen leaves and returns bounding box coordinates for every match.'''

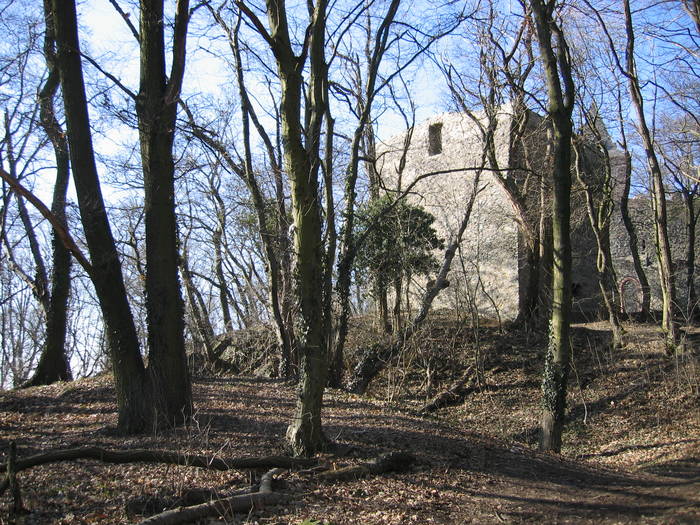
[0,322,698,523]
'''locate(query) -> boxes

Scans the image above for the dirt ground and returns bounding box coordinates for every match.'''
[0,320,698,524]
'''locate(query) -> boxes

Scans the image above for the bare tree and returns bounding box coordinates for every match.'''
[23,0,73,387]
[586,0,680,347]
[529,0,576,452]
[47,0,194,431]
[572,119,624,348]
[659,115,700,319]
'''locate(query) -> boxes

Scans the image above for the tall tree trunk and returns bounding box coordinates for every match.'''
[137,0,192,425]
[213,227,233,332]
[519,232,542,324]
[257,0,329,456]
[530,0,575,453]
[573,140,623,349]
[377,280,392,333]
[180,247,214,355]
[24,0,73,387]
[219,10,297,377]
[682,192,697,318]
[136,0,192,426]
[327,0,401,388]
[51,0,150,433]
[623,0,678,347]
[393,277,403,333]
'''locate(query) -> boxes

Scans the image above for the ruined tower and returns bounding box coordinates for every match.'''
[376,104,601,322]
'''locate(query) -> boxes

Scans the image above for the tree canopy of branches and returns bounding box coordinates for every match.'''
[0,0,698,460]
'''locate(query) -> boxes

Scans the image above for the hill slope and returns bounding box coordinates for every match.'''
[1,321,698,524]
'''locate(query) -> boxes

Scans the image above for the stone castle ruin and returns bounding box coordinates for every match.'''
[376,104,698,322]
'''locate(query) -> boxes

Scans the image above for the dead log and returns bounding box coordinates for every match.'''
[137,468,287,525]
[419,366,476,414]
[314,451,415,481]
[0,447,314,496]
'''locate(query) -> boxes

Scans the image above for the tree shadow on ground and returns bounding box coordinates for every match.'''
[327,421,699,523]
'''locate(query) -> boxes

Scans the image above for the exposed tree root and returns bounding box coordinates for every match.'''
[419,366,477,414]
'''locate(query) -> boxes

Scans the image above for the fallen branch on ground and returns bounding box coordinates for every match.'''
[419,366,477,414]
[313,451,416,481]
[137,468,287,525]
[0,446,315,496]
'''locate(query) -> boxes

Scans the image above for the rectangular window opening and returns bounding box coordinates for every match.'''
[428,123,443,156]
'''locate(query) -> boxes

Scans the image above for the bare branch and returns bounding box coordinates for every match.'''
[0,167,94,278]
[108,0,140,43]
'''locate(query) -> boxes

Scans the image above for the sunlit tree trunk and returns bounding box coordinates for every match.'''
[573,139,623,349]
[249,0,329,455]
[622,0,678,348]
[530,0,575,453]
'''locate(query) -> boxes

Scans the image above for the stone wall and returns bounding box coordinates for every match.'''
[376,105,601,321]
[377,109,520,320]
[609,182,700,317]
[376,107,698,323]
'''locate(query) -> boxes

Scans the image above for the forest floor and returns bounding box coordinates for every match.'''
[0,317,699,524]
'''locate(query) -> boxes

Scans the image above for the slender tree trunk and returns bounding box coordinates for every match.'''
[180,248,214,354]
[574,140,623,348]
[623,0,678,348]
[23,1,73,387]
[519,234,542,324]
[213,228,233,332]
[322,111,340,387]
[377,280,392,333]
[598,230,624,347]
[539,171,554,315]
[258,0,329,456]
[393,277,403,333]
[684,194,697,318]
[137,0,192,427]
[227,13,296,377]
[326,0,401,388]
[530,0,575,453]
[51,0,149,432]
[1,114,50,313]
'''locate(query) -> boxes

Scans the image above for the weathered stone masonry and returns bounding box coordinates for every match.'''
[375,105,695,322]
[377,106,599,319]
